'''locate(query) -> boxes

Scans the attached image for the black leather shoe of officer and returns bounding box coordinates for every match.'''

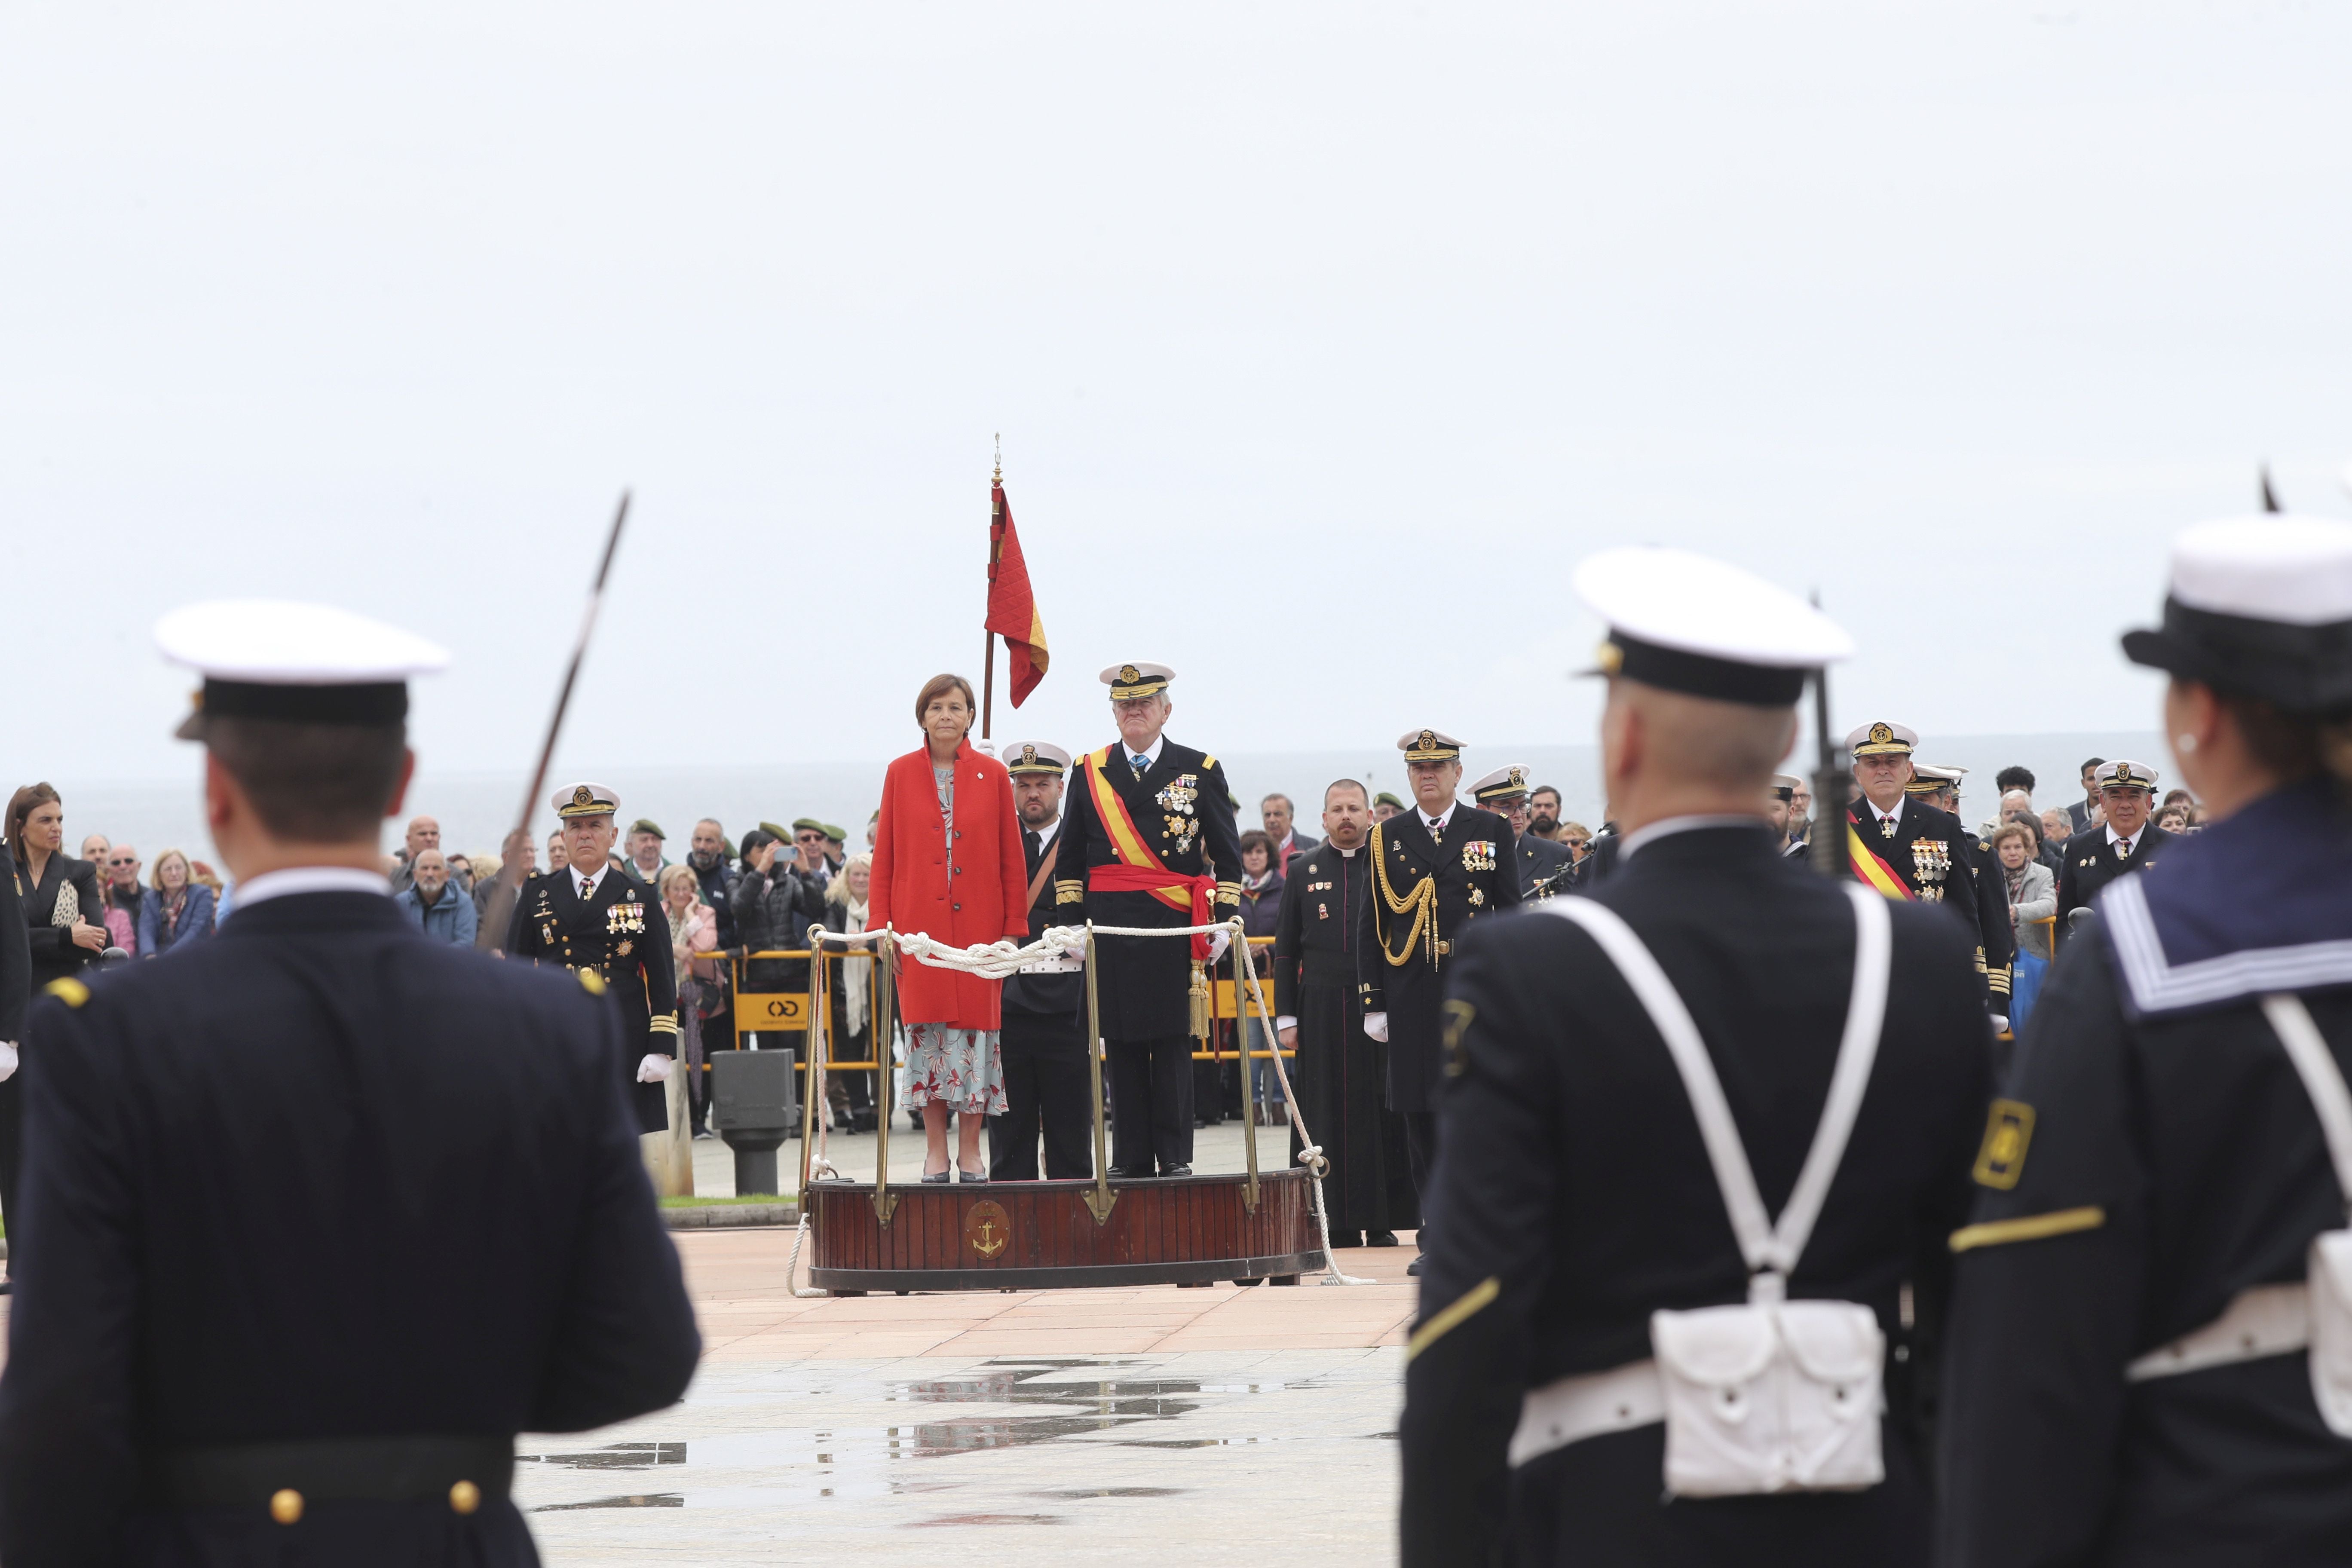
[1367,1231,1400,1247]
[1107,1166,1138,1179]
[1161,1164,1193,1177]
[1406,1255,1425,1276]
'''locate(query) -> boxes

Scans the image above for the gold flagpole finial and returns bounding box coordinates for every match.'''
[992,432,1002,487]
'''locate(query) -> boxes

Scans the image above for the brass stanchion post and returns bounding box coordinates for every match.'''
[871,936,900,1226]
[1082,925,1117,1225]
[1232,921,1260,1213]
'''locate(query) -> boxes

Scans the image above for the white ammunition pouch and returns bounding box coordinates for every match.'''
[1534,883,1892,1496]
[2127,994,2352,1438]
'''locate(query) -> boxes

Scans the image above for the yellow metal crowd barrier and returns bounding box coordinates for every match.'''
[709,937,1293,1072]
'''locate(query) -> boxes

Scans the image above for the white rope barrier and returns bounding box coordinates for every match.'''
[797,917,1373,1287]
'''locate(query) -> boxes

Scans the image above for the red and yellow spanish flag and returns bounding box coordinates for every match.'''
[1846,818,1916,901]
[986,479,1050,707]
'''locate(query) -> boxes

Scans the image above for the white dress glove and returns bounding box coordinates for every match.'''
[1364,1011,1389,1043]
[1990,1014,2010,1037]
[1063,931,1091,959]
[0,1041,17,1083]
[636,1053,675,1083]
[1207,929,1231,963]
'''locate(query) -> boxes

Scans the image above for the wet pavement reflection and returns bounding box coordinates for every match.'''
[520,1349,1401,1562]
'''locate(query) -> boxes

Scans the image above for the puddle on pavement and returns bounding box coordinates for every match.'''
[522,1359,1332,1512]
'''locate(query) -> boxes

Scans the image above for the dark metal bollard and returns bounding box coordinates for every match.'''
[710,1048,796,1197]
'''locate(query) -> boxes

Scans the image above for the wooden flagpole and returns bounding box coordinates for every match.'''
[982,437,1001,739]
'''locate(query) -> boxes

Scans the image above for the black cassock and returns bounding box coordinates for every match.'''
[0,890,699,1567]
[508,866,681,1133]
[1271,842,1418,1245]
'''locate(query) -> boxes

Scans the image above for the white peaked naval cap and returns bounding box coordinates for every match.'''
[1573,546,1854,707]
[154,599,450,738]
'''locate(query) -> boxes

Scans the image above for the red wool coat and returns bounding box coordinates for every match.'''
[867,739,1029,1030]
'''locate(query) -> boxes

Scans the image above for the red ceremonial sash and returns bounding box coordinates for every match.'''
[1846,813,1918,901]
[1083,748,1216,959]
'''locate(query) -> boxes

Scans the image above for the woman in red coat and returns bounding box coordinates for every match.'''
[868,672,1030,1182]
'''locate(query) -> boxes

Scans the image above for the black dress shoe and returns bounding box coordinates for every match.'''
[1367,1231,1400,1247]
[1160,1164,1193,1178]
[1406,1255,1425,1276]
[1106,1166,1137,1179]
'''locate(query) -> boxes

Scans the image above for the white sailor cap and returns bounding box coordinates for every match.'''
[1469,764,1531,804]
[1846,721,1919,759]
[1572,546,1853,707]
[1003,740,1072,776]
[1398,728,1465,763]
[2093,760,2158,793]
[1769,774,1803,800]
[1905,763,1966,796]
[155,600,450,741]
[1101,662,1173,700]
[2122,514,2352,716]
[553,782,622,819]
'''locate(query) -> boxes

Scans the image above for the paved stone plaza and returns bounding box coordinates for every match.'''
[0,1135,1420,1565]
[513,1227,1414,1564]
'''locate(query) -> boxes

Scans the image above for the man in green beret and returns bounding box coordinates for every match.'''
[624,818,668,886]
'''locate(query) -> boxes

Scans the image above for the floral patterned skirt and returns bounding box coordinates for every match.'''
[901,1023,1007,1115]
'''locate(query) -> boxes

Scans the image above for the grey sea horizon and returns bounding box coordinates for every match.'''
[49,730,2165,878]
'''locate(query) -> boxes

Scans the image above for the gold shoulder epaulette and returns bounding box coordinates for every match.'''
[1201,754,1218,771]
[45,977,90,1009]
[576,969,607,997]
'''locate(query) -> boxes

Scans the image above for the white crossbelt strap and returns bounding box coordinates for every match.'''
[1546,882,1892,1283]
[2128,994,2352,1385]
[2127,1282,2311,1381]
[2264,994,2352,1205]
[1509,885,1893,1469]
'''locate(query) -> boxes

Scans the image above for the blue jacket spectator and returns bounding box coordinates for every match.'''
[395,850,478,946]
[136,848,217,956]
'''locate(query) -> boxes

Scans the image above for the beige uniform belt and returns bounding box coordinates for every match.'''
[1506,1358,1666,1468]
[2126,1281,2310,1382]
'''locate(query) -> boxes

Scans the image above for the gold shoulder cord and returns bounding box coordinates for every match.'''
[1369,820,1439,968]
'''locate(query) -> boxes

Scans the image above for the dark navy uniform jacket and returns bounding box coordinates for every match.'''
[1001,821,1082,1021]
[1940,781,2352,1567]
[0,889,700,1566]
[507,866,680,1133]
[1356,805,1521,1114]
[1514,833,1574,902]
[1053,740,1243,1041]
[2054,820,2182,946]
[1851,797,2015,1012]
[1401,824,1992,1567]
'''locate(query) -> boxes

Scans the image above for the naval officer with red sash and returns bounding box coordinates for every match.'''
[1844,721,2015,1029]
[1054,662,1243,1177]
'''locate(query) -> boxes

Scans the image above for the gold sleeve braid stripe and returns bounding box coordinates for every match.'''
[1406,1276,1501,1363]
[1948,1205,2105,1254]
[649,1015,680,1034]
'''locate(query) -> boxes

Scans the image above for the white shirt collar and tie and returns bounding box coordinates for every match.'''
[1124,734,1167,777]
[1418,802,1457,841]
[574,862,608,900]
[2107,822,2146,859]
[1868,796,1904,827]
[1024,815,1062,854]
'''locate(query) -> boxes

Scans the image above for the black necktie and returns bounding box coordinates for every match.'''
[1024,829,1042,867]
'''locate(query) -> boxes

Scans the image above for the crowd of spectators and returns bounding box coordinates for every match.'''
[8,755,2209,1135]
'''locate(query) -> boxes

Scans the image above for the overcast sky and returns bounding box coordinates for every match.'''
[5,1,2347,795]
